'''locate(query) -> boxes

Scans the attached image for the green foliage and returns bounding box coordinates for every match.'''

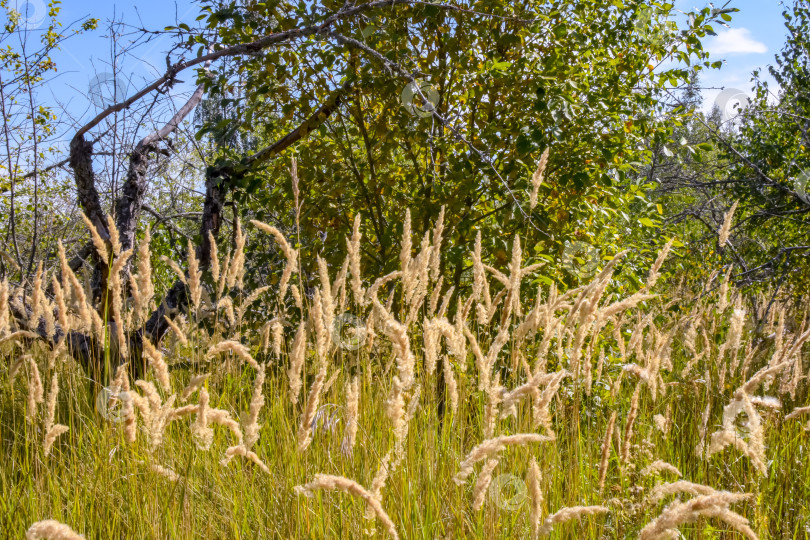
[187,0,731,296]
[641,0,810,302]
[727,1,810,296]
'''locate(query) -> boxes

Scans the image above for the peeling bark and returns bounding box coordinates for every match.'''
[68,134,108,238]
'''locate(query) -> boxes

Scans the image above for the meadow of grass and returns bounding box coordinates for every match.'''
[1,206,809,539]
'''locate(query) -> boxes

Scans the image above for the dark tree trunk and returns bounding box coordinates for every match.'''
[69,134,108,236]
[69,133,111,304]
[52,79,352,380]
[200,173,226,268]
[115,143,153,256]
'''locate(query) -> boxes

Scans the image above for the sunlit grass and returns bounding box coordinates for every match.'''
[1,215,808,538]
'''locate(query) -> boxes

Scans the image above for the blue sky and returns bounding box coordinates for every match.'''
[24,0,200,132]
[689,0,793,112]
[5,0,794,136]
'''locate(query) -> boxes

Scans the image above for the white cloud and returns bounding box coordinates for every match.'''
[707,28,768,55]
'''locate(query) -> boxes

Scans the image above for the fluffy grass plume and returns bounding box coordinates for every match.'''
[0,208,808,539]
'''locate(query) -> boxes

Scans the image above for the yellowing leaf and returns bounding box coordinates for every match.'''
[639,217,656,227]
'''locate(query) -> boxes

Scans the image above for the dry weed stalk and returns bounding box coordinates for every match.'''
[704,393,767,474]
[640,460,682,478]
[442,355,459,417]
[287,321,307,403]
[149,463,181,482]
[501,370,557,420]
[28,261,44,331]
[161,256,187,286]
[785,406,810,421]
[378,310,416,390]
[472,458,499,511]
[620,383,642,463]
[51,277,69,334]
[133,380,177,451]
[206,340,260,371]
[26,520,84,540]
[598,411,618,490]
[297,359,327,451]
[646,481,717,505]
[25,355,44,421]
[529,147,550,210]
[243,364,266,450]
[180,373,209,402]
[226,218,246,289]
[640,489,756,540]
[42,371,69,455]
[191,387,214,449]
[483,372,502,438]
[81,213,109,264]
[107,364,137,443]
[187,240,202,312]
[220,444,271,473]
[133,230,155,325]
[367,451,393,519]
[1,331,40,348]
[455,434,553,484]
[142,337,172,393]
[341,375,360,456]
[538,506,609,536]
[526,456,544,538]
[347,215,366,306]
[532,369,568,436]
[0,279,10,336]
[163,316,188,347]
[295,474,399,539]
[429,206,445,283]
[717,201,739,247]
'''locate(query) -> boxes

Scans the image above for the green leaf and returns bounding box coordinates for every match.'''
[639,217,656,227]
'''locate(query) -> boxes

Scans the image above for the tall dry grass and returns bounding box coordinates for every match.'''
[0,204,808,538]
